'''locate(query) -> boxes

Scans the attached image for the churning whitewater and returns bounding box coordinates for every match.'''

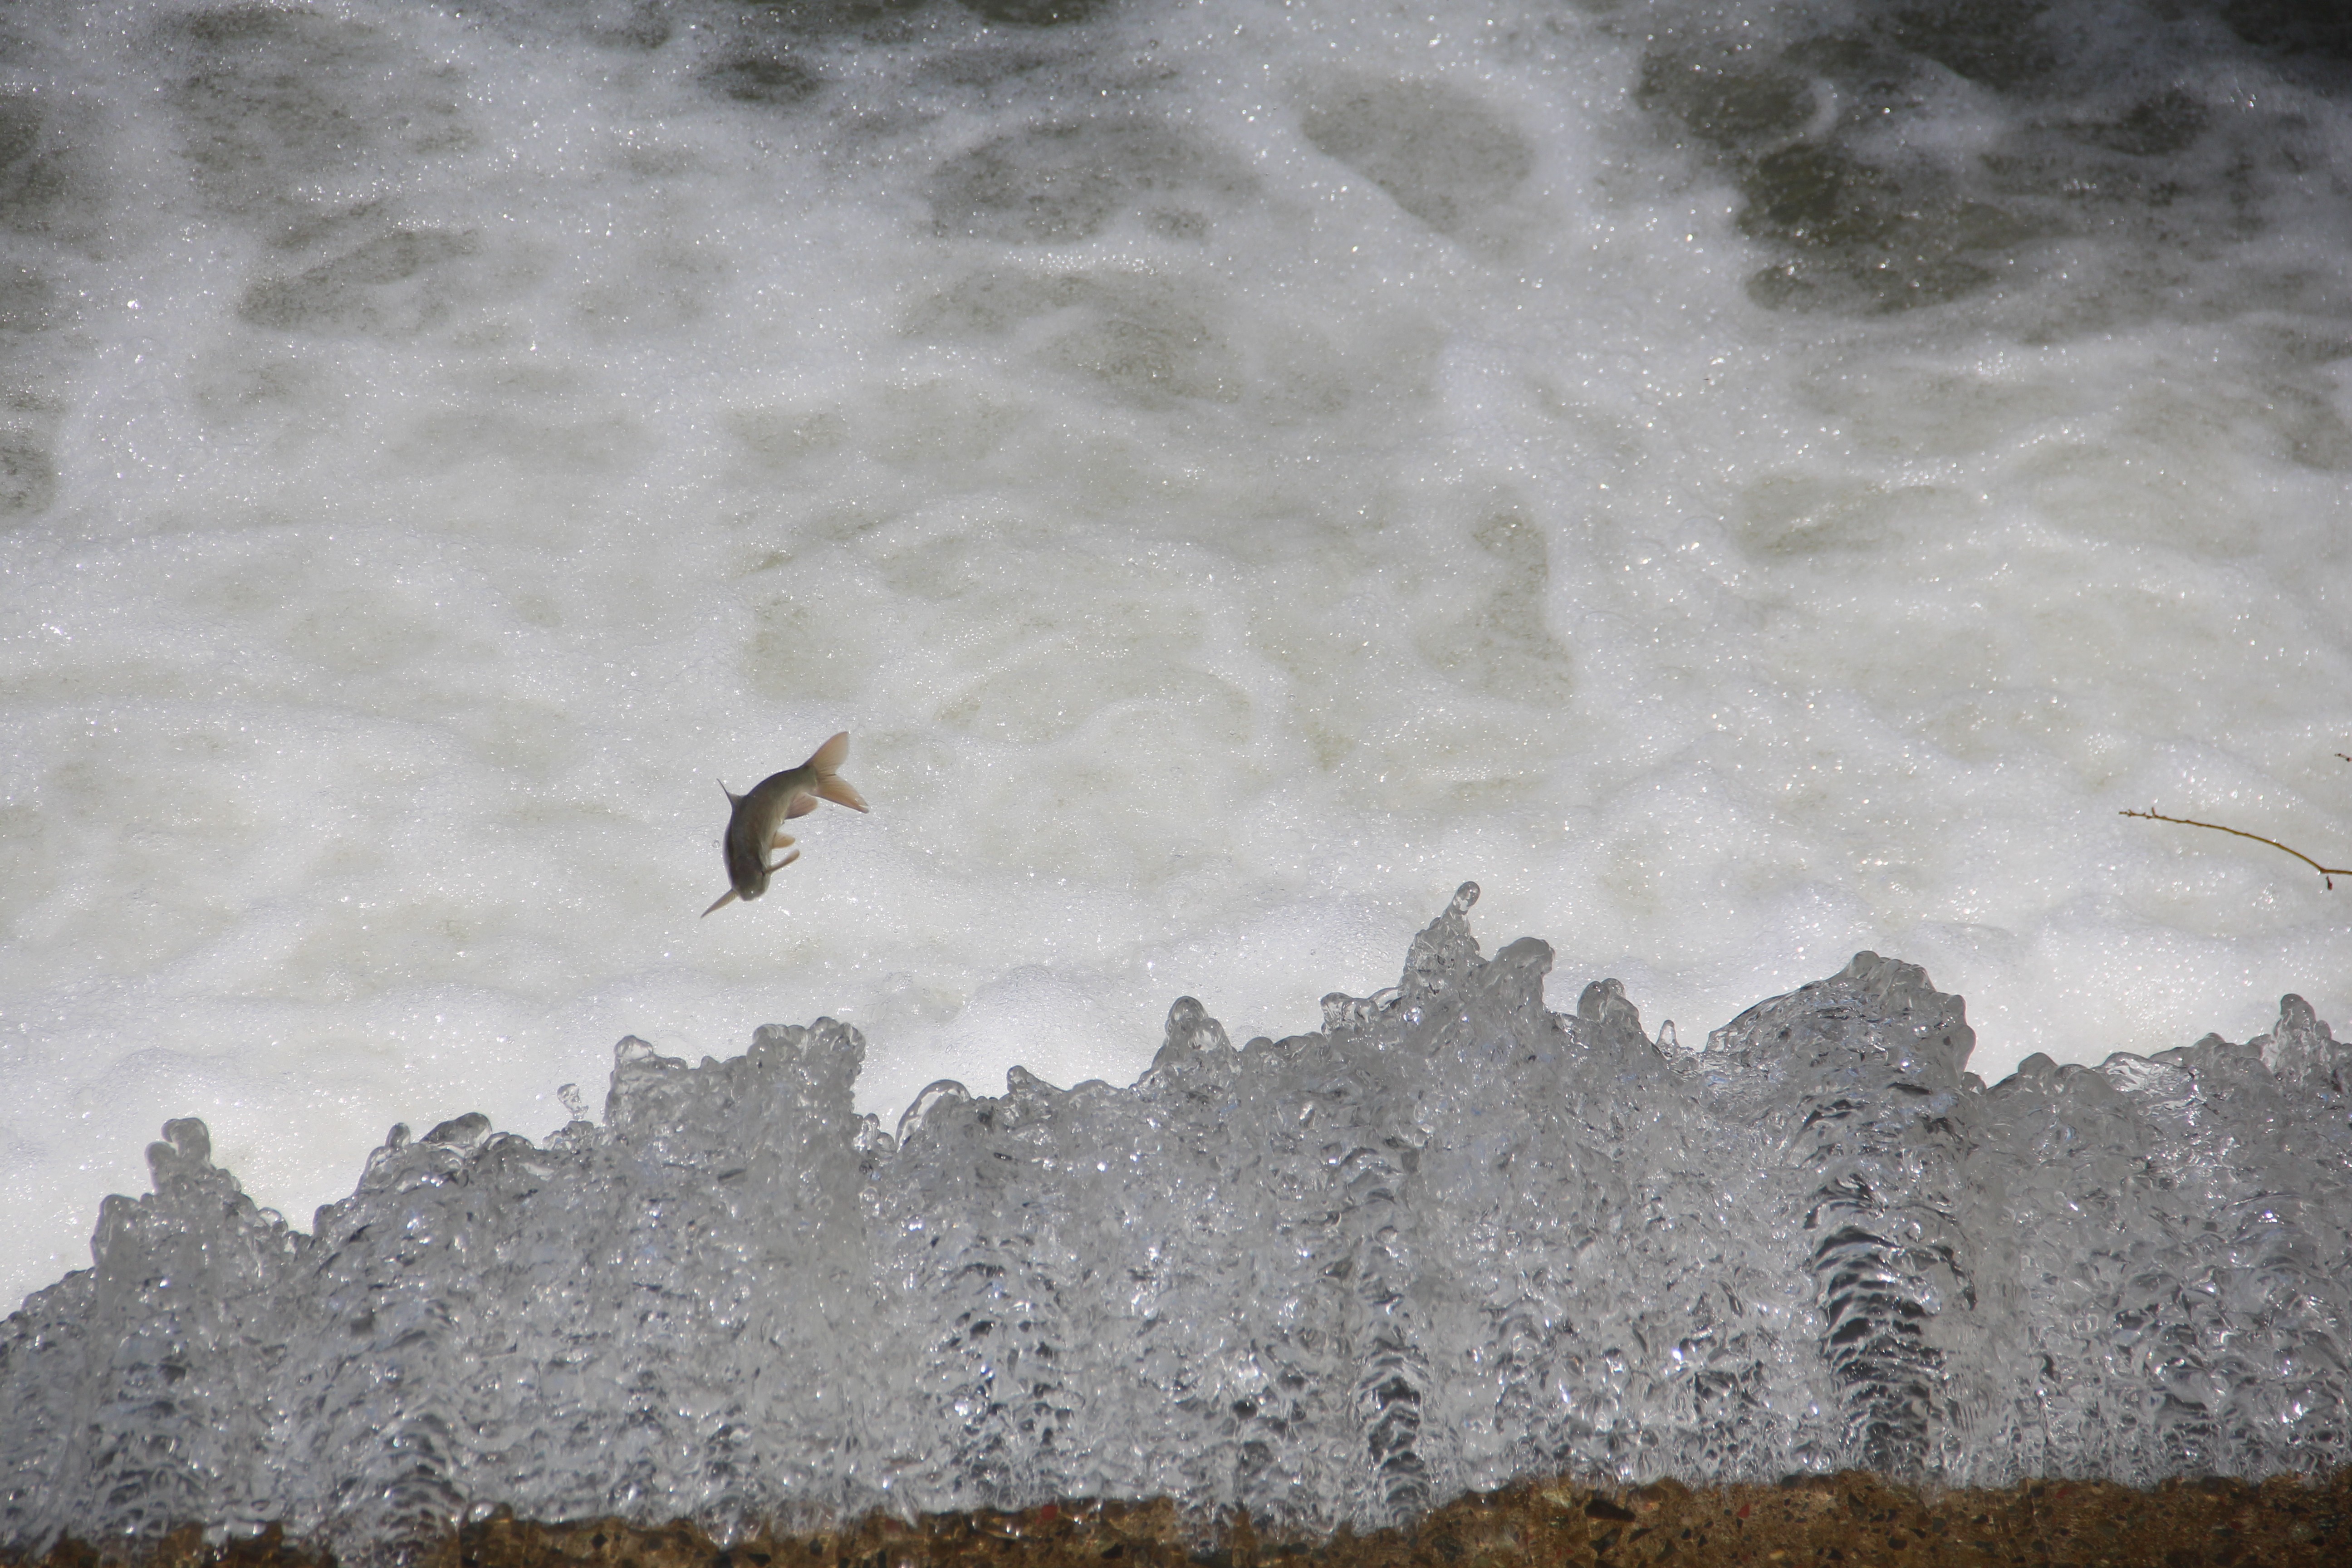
[4,889,2347,1555]
[6,0,2352,1324]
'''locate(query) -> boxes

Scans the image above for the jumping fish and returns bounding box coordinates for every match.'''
[702,731,870,916]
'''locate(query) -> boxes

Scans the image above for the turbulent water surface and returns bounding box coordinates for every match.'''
[4,888,2349,1555]
[3,0,2352,1404]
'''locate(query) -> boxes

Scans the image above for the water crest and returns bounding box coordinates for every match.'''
[5,887,2347,1558]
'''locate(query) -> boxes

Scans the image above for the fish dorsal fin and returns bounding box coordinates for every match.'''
[720,779,742,807]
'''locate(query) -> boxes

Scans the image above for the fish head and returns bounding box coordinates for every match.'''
[722,828,772,901]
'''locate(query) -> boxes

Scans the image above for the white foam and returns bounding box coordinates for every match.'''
[2,0,2348,1313]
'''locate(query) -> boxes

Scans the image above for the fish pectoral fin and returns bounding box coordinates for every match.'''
[815,777,869,812]
[764,847,801,874]
[769,831,797,850]
[701,888,740,917]
[785,793,818,820]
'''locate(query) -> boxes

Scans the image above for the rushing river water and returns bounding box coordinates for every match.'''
[5,888,2349,1554]
[2,0,2350,1342]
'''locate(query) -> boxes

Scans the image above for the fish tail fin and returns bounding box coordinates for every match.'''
[806,730,870,812]
[817,776,870,811]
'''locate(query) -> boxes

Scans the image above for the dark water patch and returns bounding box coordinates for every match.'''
[239,229,479,337]
[1632,1,2352,319]
[1300,75,1535,240]
[2225,0,2352,63]
[699,48,826,107]
[0,428,54,517]
[0,266,51,335]
[0,94,71,234]
[957,0,1118,25]
[929,118,1255,243]
[168,5,470,231]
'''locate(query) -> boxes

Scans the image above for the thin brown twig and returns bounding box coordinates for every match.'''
[2121,808,2351,891]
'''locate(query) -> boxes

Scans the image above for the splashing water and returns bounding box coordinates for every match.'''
[5,887,2346,1558]
[7,0,2352,1328]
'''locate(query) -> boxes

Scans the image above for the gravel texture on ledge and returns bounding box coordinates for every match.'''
[6,1470,2347,1568]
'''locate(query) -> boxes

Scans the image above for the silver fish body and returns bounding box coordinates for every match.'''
[703,731,870,916]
